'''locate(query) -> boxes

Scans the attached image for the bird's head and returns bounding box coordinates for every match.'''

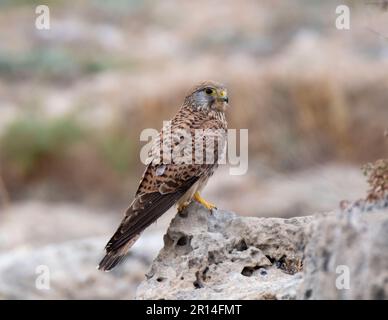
[184,80,229,112]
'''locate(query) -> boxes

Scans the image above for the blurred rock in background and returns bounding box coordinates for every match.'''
[0,0,387,299]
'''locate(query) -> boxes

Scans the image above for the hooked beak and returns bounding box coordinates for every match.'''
[217,89,229,103]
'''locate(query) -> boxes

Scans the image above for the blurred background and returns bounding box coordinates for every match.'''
[0,0,387,299]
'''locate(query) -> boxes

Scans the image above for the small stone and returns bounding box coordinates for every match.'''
[259,268,267,276]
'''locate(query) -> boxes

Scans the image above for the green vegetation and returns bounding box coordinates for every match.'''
[0,49,134,81]
[96,129,134,174]
[0,115,83,175]
[0,114,135,181]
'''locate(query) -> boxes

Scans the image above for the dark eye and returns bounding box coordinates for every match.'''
[205,88,214,95]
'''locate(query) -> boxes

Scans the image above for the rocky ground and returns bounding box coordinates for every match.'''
[0,165,379,299]
[137,196,388,300]
[0,201,168,299]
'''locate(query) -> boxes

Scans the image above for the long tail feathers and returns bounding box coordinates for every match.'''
[98,234,140,272]
[98,177,199,271]
[98,252,126,272]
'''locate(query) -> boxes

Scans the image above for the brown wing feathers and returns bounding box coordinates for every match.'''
[98,176,198,271]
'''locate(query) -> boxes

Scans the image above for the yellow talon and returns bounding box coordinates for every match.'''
[194,192,216,210]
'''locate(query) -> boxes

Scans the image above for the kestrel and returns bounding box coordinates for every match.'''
[98,80,229,271]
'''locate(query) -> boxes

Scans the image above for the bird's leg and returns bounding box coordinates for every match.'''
[194,192,217,211]
[177,201,190,213]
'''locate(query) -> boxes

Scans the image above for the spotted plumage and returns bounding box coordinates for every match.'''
[98,80,228,271]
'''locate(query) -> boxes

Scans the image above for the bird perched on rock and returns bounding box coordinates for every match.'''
[98,80,229,271]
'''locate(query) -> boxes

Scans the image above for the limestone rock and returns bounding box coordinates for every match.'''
[0,201,166,299]
[136,196,388,300]
[136,202,313,299]
[0,235,161,299]
[299,198,388,299]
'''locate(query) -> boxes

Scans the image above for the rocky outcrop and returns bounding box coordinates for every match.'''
[136,196,388,300]
[0,201,165,299]
[300,198,388,299]
[0,236,159,299]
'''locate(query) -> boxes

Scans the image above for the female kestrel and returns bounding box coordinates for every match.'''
[98,80,229,271]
